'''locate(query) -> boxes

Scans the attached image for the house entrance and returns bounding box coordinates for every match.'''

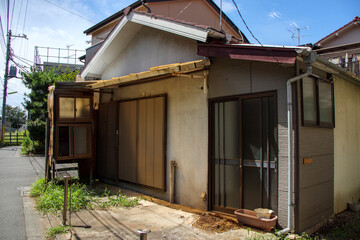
[210,92,277,214]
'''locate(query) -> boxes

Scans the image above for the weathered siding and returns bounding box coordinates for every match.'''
[208,58,294,228]
[101,25,201,80]
[319,25,360,48]
[89,0,242,46]
[296,65,334,233]
[101,74,209,210]
[333,75,360,213]
[137,0,241,39]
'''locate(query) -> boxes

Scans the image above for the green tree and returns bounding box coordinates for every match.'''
[5,105,27,129]
[22,66,77,152]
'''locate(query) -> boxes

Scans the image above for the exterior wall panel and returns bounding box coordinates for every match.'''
[334,75,360,213]
[208,58,294,228]
[296,65,334,233]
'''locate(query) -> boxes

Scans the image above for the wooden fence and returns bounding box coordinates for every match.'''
[4,132,26,145]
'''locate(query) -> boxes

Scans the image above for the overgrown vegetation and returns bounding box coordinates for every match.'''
[246,228,323,240]
[313,210,360,240]
[47,225,73,238]
[30,178,140,214]
[21,131,35,154]
[21,67,78,154]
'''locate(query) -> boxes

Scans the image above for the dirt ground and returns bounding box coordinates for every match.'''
[192,212,242,233]
[312,210,360,240]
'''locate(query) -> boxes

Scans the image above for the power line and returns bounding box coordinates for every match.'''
[42,0,96,24]
[22,0,28,34]
[231,0,262,46]
[10,0,15,30]
[15,0,24,34]
[0,16,8,45]
[230,0,281,64]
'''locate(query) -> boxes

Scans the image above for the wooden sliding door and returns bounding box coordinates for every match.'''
[118,95,166,190]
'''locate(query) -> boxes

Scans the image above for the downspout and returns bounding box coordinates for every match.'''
[278,51,316,235]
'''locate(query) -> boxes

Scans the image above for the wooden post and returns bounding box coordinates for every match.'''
[9,132,11,143]
[16,132,18,145]
[62,175,70,225]
[45,118,50,182]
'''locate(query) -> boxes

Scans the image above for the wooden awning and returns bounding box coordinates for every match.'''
[89,59,211,89]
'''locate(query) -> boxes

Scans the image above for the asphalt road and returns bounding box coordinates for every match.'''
[0,146,38,240]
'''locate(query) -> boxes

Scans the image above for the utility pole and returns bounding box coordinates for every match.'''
[1,30,27,141]
[2,30,11,142]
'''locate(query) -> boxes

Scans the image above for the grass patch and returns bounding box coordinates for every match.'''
[30,178,140,214]
[47,225,72,238]
[246,228,323,240]
[313,211,360,240]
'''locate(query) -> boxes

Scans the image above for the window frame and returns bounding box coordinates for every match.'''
[301,75,335,128]
[55,123,92,160]
[56,95,93,123]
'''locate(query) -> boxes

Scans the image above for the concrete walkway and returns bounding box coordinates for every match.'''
[0,146,46,240]
[1,147,275,239]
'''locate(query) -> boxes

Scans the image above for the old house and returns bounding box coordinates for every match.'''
[46,0,360,234]
[314,16,360,77]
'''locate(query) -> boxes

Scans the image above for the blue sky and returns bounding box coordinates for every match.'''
[0,0,359,108]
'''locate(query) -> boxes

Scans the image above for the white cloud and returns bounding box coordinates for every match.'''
[268,11,281,19]
[290,21,299,28]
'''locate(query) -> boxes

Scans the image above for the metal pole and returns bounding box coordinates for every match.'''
[63,175,70,225]
[137,229,151,240]
[2,30,11,142]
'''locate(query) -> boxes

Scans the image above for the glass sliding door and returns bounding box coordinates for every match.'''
[212,99,241,212]
[211,92,277,213]
[242,95,276,211]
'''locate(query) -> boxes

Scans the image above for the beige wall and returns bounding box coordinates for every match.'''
[334,75,360,213]
[101,74,209,210]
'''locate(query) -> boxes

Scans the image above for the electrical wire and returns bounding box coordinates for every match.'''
[42,0,96,24]
[12,54,34,65]
[22,0,28,34]
[230,0,281,64]
[15,0,24,34]
[0,16,7,45]
[6,0,10,33]
[10,0,15,30]
[231,0,262,46]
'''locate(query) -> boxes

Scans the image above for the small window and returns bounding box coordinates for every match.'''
[301,76,334,128]
[57,125,91,159]
[302,77,317,124]
[58,96,92,121]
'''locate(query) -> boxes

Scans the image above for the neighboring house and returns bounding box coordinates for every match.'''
[46,1,360,235]
[314,16,360,77]
[81,0,248,69]
[314,16,360,216]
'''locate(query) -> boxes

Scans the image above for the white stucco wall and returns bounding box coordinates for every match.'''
[101,75,209,210]
[101,25,203,80]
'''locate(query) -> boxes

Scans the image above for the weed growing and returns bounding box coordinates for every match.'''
[246,228,324,240]
[47,225,73,238]
[30,178,140,214]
